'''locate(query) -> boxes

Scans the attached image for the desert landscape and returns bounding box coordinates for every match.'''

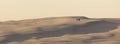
[0,16,120,44]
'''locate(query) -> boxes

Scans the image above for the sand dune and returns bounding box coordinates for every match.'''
[0,16,120,44]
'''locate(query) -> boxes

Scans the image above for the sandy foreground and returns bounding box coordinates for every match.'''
[0,16,120,44]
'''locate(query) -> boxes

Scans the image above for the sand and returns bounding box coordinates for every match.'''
[0,16,120,44]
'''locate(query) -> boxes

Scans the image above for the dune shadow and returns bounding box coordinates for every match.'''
[0,20,119,44]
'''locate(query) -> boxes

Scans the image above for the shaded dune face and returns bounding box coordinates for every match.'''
[0,16,119,44]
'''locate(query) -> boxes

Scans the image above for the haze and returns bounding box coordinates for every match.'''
[0,0,120,21]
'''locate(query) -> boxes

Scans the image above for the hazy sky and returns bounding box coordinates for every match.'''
[0,0,120,21]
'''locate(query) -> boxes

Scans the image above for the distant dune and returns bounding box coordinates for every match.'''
[0,16,120,44]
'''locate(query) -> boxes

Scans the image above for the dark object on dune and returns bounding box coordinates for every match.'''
[76,16,89,21]
[77,18,81,21]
